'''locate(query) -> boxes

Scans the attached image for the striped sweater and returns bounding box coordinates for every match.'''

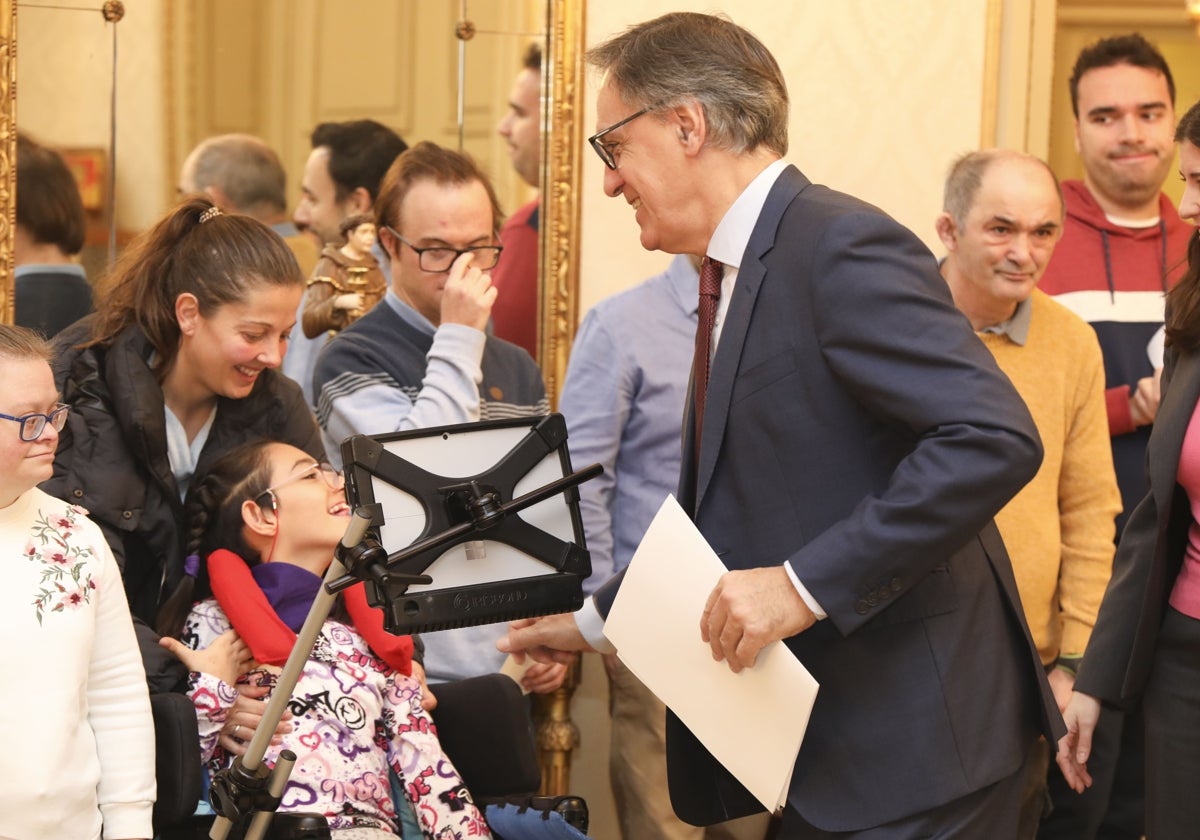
[314,290,548,468]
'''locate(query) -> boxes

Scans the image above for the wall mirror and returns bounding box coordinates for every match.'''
[0,0,583,401]
[0,0,585,791]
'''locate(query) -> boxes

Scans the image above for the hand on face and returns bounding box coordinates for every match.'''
[439,250,497,331]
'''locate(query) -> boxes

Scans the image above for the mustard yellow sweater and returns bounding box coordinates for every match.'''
[979,289,1120,665]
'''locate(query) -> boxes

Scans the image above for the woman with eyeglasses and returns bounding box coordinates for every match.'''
[0,324,154,840]
[45,197,325,659]
[157,439,491,840]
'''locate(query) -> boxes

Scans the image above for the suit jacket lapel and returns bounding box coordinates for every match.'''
[693,166,808,511]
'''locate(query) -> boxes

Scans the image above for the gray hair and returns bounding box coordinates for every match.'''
[187,134,288,217]
[943,149,1063,227]
[586,12,788,157]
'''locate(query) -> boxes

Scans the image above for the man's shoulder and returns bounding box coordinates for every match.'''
[313,306,427,399]
[777,177,908,250]
[319,304,417,364]
[1028,290,1105,352]
[592,270,683,322]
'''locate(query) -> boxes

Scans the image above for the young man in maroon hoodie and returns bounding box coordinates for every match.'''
[1037,32,1191,840]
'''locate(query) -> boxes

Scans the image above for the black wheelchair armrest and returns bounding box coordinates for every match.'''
[430,673,542,798]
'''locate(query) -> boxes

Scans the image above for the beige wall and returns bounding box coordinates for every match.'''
[578,1,999,312]
[18,0,166,232]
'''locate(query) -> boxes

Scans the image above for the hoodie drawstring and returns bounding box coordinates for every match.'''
[1099,217,1169,304]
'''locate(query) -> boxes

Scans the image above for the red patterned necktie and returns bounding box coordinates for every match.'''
[693,256,723,449]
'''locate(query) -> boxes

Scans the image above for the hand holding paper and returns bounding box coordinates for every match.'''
[605,496,817,813]
[701,566,817,673]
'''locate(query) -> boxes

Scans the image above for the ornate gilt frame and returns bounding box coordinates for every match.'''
[539,0,584,408]
[0,0,13,325]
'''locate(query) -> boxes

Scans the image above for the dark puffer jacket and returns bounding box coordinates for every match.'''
[45,320,326,631]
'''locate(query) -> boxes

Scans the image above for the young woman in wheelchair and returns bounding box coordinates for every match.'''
[158,438,491,840]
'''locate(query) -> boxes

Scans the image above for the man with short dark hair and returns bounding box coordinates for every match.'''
[284,120,408,406]
[500,12,1062,838]
[294,119,408,247]
[1037,33,1191,839]
[937,149,1120,838]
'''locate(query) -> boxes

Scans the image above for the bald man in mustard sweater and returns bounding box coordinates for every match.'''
[936,149,1121,838]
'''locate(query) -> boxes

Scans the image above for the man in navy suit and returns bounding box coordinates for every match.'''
[500,12,1063,838]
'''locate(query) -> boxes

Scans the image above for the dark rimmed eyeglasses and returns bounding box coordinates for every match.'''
[0,403,69,441]
[255,461,343,507]
[383,226,503,273]
[588,108,651,170]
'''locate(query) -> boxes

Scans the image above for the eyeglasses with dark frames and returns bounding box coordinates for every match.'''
[384,226,503,273]
[588,107,651,170]
[0,403,69,442]
[255,461,343,508]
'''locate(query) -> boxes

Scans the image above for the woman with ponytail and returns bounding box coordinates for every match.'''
[160,439,490,840]
[43,197,324,671]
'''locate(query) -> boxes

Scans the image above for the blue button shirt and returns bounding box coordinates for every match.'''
[558,254,699,593]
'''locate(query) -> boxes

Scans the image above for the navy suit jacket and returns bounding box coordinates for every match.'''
[594,166,1063,832]
[1076,339,1200,706]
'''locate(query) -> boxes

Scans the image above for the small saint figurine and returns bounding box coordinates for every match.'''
[301,213,387,338]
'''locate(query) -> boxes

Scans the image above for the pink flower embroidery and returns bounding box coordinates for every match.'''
[27,505,96,625]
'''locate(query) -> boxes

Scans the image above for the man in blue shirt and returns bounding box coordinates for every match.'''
[560,254,769,840]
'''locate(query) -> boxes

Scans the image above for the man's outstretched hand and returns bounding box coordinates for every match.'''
[497,613,594,665]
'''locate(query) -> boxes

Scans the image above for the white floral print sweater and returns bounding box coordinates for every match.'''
[0,488,154,840]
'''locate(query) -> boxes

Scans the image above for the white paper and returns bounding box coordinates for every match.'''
[603,495,818,813]
[1148,326,1165,369]
[499,654,531,694]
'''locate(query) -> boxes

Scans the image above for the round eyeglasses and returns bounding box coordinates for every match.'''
[384,226,503,273]
[255,461,344,507]
[0,404,69,441]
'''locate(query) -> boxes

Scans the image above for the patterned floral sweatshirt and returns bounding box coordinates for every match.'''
[182,598,491,838]
[0,488,154,840]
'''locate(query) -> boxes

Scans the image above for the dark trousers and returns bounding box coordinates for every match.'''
[1142,606,1200,840]
[775,742,1035,840]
